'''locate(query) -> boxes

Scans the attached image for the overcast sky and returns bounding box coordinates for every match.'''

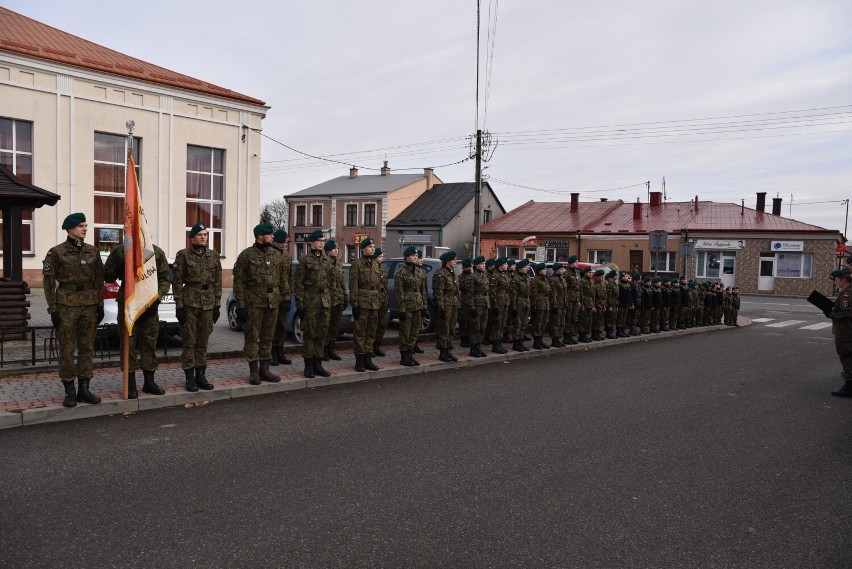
[10,0,852,233]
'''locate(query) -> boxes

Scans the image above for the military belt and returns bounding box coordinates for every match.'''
[58,283,95,291]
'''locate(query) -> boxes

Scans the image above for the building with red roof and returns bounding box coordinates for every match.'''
[481,192,842,296]
[0,6,269,285]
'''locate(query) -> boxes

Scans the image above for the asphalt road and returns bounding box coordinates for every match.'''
[2,300,850,568]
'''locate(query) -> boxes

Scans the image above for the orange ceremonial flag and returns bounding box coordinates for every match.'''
[123,150,159,334]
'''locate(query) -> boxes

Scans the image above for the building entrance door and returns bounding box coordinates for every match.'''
[758,253,775,291]
[721,256,736,288]
[630,250,643,274]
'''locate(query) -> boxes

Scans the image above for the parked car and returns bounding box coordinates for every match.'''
[99,252,179,337]
[227,261,370,344]
[382,257,462,333]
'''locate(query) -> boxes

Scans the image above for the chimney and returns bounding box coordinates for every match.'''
[570,192,579,212]
[772,197,783,216]
[380,160,390,176]
[756,192,766,212]
[349,166,358,178]
[600,197,608,202]
[694,195,699,213]
[633,199,642,220]
[650,191,662,208]
[423,167,434,189]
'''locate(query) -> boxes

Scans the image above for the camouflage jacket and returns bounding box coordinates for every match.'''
[578,277,595,309]
[509,272,531,308]
[462,269,491,309]
[234,243,290,309]
[549,274,567,308]
[489,270,511,306]
[173,245,222,310]
[432,266,460,308]
[396,262,425,312]
[565,269,580,302]
[294,249,331,309]
[43,238,104,310]
[349,256,382,310]
[103,244,171,305]
[530,274,551,311]
[327,255,346,306]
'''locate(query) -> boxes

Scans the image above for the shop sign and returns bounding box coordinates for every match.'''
[694,239,745,250]
[354,233,371,244]
[401,234,432,244]
[543,240,571,248]
[771,240,803,252]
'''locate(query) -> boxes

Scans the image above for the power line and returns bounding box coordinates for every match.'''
[488,176,645,196]
[483,0,499,130]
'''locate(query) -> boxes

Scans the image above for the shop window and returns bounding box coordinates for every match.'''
[588,250,612,264]
[650,251,677,272]
[0,118,34,254]
[186,145,224,254]
[775,252,813,278]
[94,133,141,252]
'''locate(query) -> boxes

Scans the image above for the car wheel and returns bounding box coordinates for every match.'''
[420,306,435,333]
[292,314,304,344]
[228,301,243,332]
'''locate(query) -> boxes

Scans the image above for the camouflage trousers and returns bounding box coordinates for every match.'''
[375,303,388,346]
[669,307,679,329]
[469,307,488,344]
[640,309,651,332]
[301,307,329,358]
[119,302,160,372]
[244,305,279,361]
[457,303,470,340]
[353,308,378,356]
[530,309,549,337]
[564,300,579,335]
[578,307,592,334]
[399,309,423,351]
[604,307,617,332]
[272,301,289,348]
[512,306,530,342]
[436,305,458,349]
[325,303,343,344]
[591,309,603,335]
[180,306,214,369]
[617,307,631,330]
[489,304,509,342]
[549,308,565,339]
[56,303,99,380]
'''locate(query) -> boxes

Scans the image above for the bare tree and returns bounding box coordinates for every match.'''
[260,198,288,228]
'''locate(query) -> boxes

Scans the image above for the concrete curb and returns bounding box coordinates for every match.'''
[1,323,741,429]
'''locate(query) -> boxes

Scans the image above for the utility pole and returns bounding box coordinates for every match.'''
[473,129,483,257]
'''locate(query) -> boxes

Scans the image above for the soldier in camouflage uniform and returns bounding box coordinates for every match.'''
[563,256,580,345]
[650,276,663,333]
[457,259,473,347]
[104,242,170,397]
[411,250,429,355]
[461,256,490,358]
[173,222,222,392]
[604,270,619,339]
[233,223,291,384]
[591,269,607,341]
[488,257,511,354]
[432,250,460,362]
[293,229,332,379]
[548,263,567,347]
[529,263,552,349]
[509,259,531,352]
[729,286,740,326]
[639,276,653,334]
[577,266,595,343]
[630,272,643,336]
[270,229,294,366]
[617,272,633,337]
[668,276,680,331]
[323,239,346,362]
[828,268,852,397]
[349,238,382,372]
[43,213,105,407]
[504,259,517,342]
[396,246,426,366]
[372,248,388,357]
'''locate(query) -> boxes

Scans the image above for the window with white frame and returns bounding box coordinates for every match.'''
[363,203,376,226]
[588,250,612,264]
[547,247,571,262]
[311,204,323,226]
[346,244,357,263]
[650,251,677,272]
[94,133,141,252]
[696,251,736,278]
[295,205,306,227]
[186,145,224,254]
[502,246,521,259]
[524,247,537,260]
[0,118,34,254]
[345,204,358,226]
[775,252,813,278]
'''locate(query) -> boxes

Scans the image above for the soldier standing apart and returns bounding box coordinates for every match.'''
[605,270,619,339]
[828,268,852,397]
[488,258,511,354]
[372,248,388,357]
[323,239,345,362]
[270,229,293,366]
[104,242,170,397]
[433,250,460,362]
[293,229,332,379]
[233,224,289,385]
[463,256,490,357]
[529,263,552,349]
[509,259,531,352]
[173,222,221,392]
[458,259,473,347]
[729,286,740,326]
[349,238,382,372]
[578,266,595,343]
[563,256,580,345]
[548,263,567,347]
[43,213,105,407]
[396,247,425,366]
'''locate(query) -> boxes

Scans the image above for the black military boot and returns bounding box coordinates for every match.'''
[270,346,281,366]
[322,344,331,362]
[276,347,292,365]
[76,378,101,404]
[313,357,331,378]
[460,336,470,348]
[469,344,479,357]
[400,350,414,366]
[354,354,365,373]
[185,368,198,392]
[373,343,386,357]
[492,342,507,354]
[412,344,424,354]
[327,343,342,361]
[606,329,616,340]
[62,380,77,408]
[259,361,281,383]
[364,354,380,371]
[195,366,213,390]
[408,351,421,366]
[551,337,563,348]
[447,347,458,361]
[249,361,261,385]
[304,356,315,378]
[142,370,165,395]
[511,340,522,352]
[533,336,543,350]
[590,330,601,341]
[127,372,138,399]
[579,333,592,343]
[831,381,852,398]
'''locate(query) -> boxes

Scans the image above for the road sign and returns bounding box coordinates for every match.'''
[649,231,669,251]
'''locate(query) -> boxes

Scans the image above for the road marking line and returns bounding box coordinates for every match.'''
[799,322,832,330]
[765,320,806,328]
[751,318,775,322]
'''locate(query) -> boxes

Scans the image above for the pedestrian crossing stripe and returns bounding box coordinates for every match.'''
[751,318,775,322]
[765,320,807,328]
[798,322,832,330]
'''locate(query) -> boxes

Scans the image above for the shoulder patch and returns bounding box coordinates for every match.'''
[43,262,51,272]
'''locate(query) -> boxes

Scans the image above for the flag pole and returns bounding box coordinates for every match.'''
[122,121,135,400]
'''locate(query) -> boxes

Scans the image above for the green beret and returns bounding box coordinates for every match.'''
[632,272,642,280]
[324,239,337,251]
[831,268,852,279]
[62,212,86,230]
[534,263,548,273]
[189,222,207,238]
[661,276,670,283]
[306,229,325,241]
[273,229,288,243]
[517,259,530,269]
[507,258,516,266]
[552,263,564,270]
[439,251,457,262]
[473,255,486,265]
[496,257,508,266]
[359,237,374,249]
[652,276,662,283]
[643,275,652,282]
[671,274,679,280]
[254,223,274,236]
[582,266,594,274]
[567,255,579,264]
[462,258,473,267]
[594,269,606,276]
[403,246,418,257]
[416,249,424,258]
[374,247,382,257]
[689,282,696,288]
[607,270,618,279]
[485,259,496,268]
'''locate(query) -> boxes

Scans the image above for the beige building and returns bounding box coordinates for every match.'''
[0,7,268,286]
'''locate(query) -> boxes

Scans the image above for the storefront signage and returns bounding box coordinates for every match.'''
[401,234,431,244]
[694,239,745,250]
[535,247,546,262]
[354,233,371,244]
[543,240,571,248]
[294,233,312,242]
[771,240,803,252]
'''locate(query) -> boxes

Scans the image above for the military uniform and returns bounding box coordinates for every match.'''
[509,261,531,351]
[548,267,567,347]
[563,259,581,344]
[604,272,619,339]
[374,255,389,356]
[43,220,105,407]
[271,230,294,365]
[829,270,852,397]
[432,255,460,361]
[617,274,633,337]
[578,270,595,342]
[488,260,511,353]
[458,264,473,346]
[529,264,552,349]
[323,239,345,362]
[650,278,663,333]
[294,244,332,376]
[461,257,490,357]
[349,240,383,371]
[104,244,171,396]
[396,255,425,365]
[592,272,607,341]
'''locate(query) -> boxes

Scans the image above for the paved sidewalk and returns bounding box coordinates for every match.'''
[0,320,745,429]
